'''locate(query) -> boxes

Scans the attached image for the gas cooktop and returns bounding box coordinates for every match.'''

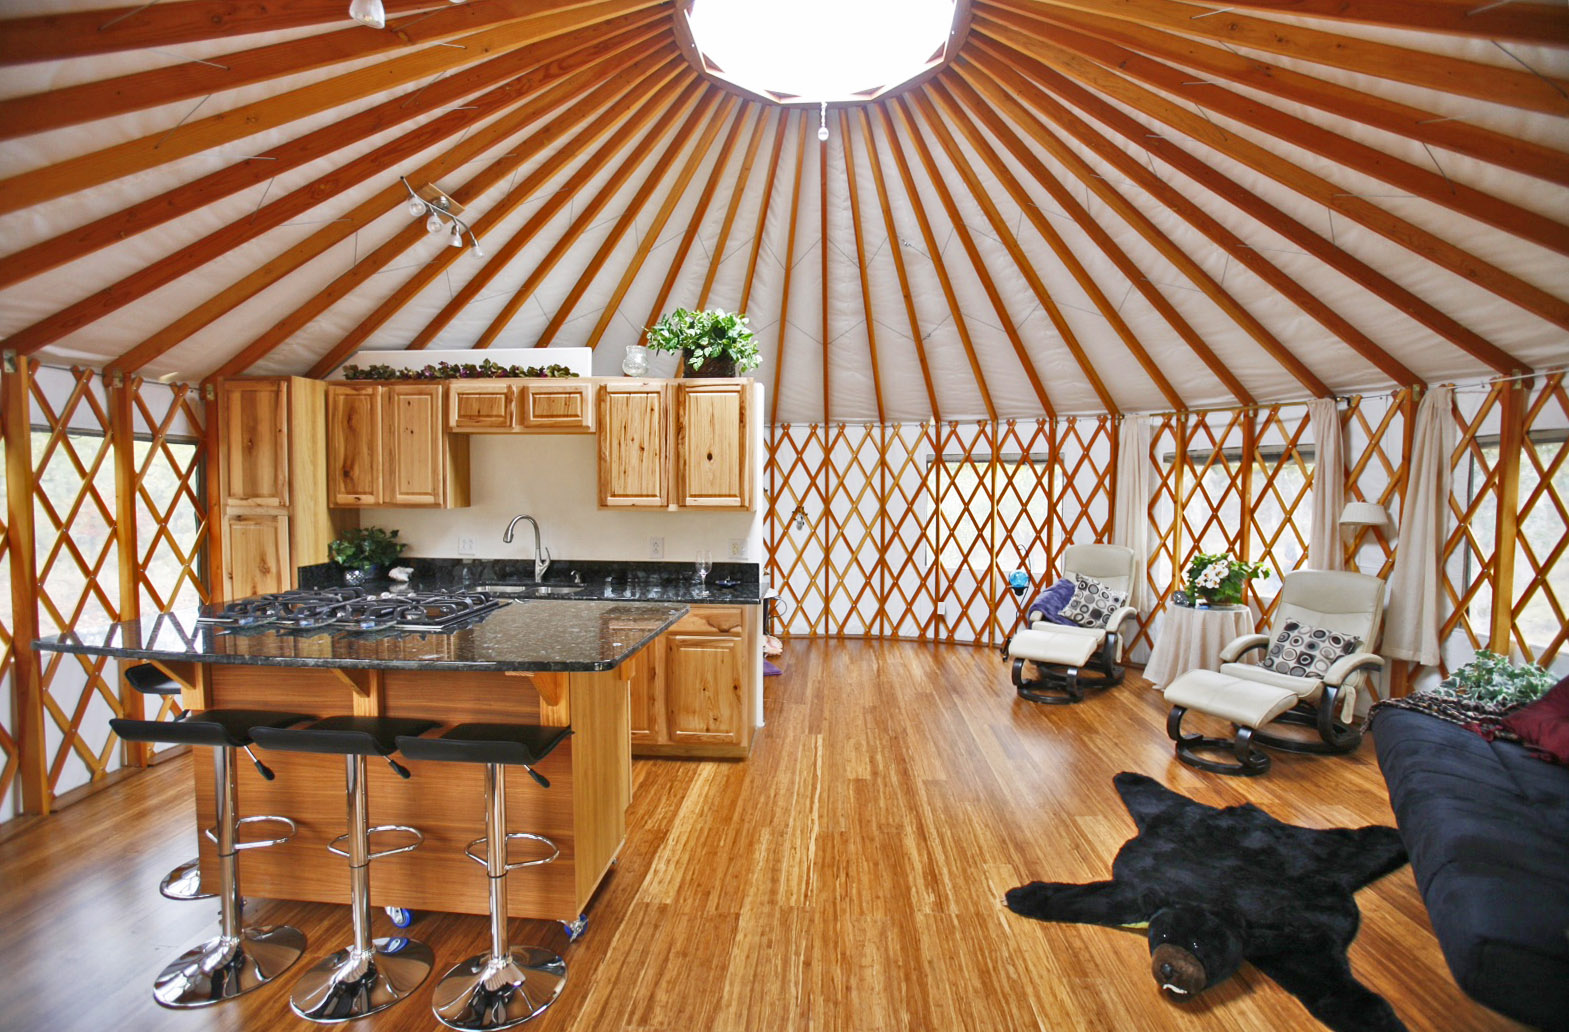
[197,587,506,634]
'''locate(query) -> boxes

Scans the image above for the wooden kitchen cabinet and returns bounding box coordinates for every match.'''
[598,381,669,508]
[674,380,750,509]
[448,381,512,432]
[629,605,757,758]
[326,383,468,508]
[446,379,594,433]
[215,377,333,600]
[519,381,594,432]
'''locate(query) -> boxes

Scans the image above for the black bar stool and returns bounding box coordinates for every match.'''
[250,715,439,1023]
[122,663,216,901]
[395,722,573,1031]
[109,708,315,1009]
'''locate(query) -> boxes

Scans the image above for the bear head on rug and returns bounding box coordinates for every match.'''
[1005,772,1409,1032]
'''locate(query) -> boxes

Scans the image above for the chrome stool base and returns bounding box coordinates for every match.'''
[432,947,567,1030]
[290,937,435,1023]
[159,856,216,901]
[153,924,306,1009]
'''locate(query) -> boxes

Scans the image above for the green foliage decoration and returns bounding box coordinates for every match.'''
[342,360,576,381]
[328,526,407,571]
[645,308,760,374]
[1433,650,1556,707]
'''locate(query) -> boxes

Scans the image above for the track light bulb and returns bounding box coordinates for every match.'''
[818,125,830,143]
[406,197,426,217]
[817,101,829,144]
[471,241,486,258]
[426,212,443,234]
[348,0,386,29]
[449,224,464,247]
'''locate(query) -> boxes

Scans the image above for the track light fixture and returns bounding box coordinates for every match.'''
[817,101,830,144]
[400,177,484,257]
[348,0,385,28]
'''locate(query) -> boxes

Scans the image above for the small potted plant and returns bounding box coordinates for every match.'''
[645,307,760,377]
[1184,552,1269,607]
[328,526,407,585]
[1434,650,1555,707]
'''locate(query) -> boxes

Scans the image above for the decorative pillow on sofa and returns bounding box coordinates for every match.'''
[1500,675,1569,764]
[1259,619,1361,679]
[1027,578,1079,626]
[1059,574,1127,629]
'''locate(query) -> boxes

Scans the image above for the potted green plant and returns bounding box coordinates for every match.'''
[328,526,407,585]
[645,307,760,377]
[1184,552,1270,606]
[1434,650,1555,706]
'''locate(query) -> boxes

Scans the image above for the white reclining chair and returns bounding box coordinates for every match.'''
[1005,544,1139,705]
[1163,570,1386,776]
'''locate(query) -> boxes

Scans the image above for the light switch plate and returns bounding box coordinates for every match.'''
[648,537,664,560]
[458,536,476,556]
[729,538,748,560]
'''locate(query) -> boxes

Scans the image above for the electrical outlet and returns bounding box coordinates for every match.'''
[648,536,664,560]
[728,538,748,560]
[458,536,476,556]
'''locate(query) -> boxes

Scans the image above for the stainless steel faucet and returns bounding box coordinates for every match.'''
[502,514,551,582]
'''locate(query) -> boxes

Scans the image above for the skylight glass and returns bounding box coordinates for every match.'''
[684,0,960,103]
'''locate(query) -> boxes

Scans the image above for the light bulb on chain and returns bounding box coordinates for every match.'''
[817,101,829,143]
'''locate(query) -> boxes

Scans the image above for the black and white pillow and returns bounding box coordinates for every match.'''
[1059,574,1127,629]
[1259,619,1362,679]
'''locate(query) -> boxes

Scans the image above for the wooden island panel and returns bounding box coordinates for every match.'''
[191,663,631,922]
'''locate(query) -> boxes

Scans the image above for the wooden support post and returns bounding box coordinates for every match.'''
[3,353,49,815]
[107,373,147,766]
[1490,378,1529,654]
[202,381,226,601]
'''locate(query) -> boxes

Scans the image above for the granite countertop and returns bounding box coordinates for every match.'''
[302,558,765,605]
[33,599,688,673]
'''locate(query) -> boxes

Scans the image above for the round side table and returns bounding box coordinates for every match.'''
[1142,603,1257,688]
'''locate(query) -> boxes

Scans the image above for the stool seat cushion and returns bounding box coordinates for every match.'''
[250,715,441,757]
[1164,669,1300,729]
[125,663,181,696]
[110,709,314,748]
[1009,626,1101,667]
[1218,661,1322,699]
[396,723,572,767]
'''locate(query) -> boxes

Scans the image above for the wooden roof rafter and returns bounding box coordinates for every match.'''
[0,0,659,217]
[634,104,767,340]
[63,34,672,373]
[768,113,810,426]
[693,107,775,311]
[820,115,832,424]
[854,106,942,422]
[837,109,887,423]
[0,0,665,142]
[736,112,789,315]
[303,59,690,378]
[871,103,999,423]
[0,10,670,294]
[227,53,685,381]
[469,81,718,350]
[971,31,1569,346]
[534,92,740,348]
[1171,0,1569,46]
[891,95,1057,418]
[909,87,1120,415]
[996,0,1569,188]
[980,6,1569,257]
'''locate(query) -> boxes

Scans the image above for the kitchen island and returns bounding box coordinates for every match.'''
[35,598,686,923]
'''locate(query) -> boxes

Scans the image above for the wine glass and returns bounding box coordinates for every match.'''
[695,550,712,594]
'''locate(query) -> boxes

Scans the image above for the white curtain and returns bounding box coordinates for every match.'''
[1384,387,1455,665]
[1306,398,1344,571]
[1113,415,1153,614]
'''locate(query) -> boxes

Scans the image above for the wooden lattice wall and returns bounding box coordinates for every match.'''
[766,377,1567,688]
[1,360,209,821]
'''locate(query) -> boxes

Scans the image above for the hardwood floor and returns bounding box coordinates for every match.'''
[0,640,1527,1031]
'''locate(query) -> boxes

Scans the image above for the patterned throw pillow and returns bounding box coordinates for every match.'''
[1259,619,1362,679]
[1059,574,1128,629]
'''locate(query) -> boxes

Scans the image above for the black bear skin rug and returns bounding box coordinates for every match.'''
[1006,772,1410,1032]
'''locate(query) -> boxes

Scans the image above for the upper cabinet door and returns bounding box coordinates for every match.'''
[384,384,448,507]
[675,381,751,510]
[326,384,383,506]
[448,380,513,432]
[221,380,290,507]
[598,381,668,508]
[518,382,595,432]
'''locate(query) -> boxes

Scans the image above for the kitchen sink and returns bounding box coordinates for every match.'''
[477,583,585,597]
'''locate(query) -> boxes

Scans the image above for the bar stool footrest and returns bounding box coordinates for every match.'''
[328,824,424,861]
[464,831,559,872]
[204,814,297,851]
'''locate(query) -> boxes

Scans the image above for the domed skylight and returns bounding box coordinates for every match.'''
[679,0,963,103]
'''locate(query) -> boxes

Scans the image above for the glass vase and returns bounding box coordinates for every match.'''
[621,344,649,376]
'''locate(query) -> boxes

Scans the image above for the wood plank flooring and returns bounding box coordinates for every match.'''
[0,640,1528,1031]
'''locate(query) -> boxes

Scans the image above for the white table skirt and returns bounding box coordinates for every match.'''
[1142,604,1259,688]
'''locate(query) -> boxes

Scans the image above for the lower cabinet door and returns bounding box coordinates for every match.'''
[663,632,747,747]
[223,511,291,599]
[625,647,664,745]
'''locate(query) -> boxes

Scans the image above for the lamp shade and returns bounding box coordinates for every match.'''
[1339,501,1388,528]
[348,0,386,28]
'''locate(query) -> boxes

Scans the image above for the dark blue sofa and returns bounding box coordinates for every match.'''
[1372,706,1569,1031]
